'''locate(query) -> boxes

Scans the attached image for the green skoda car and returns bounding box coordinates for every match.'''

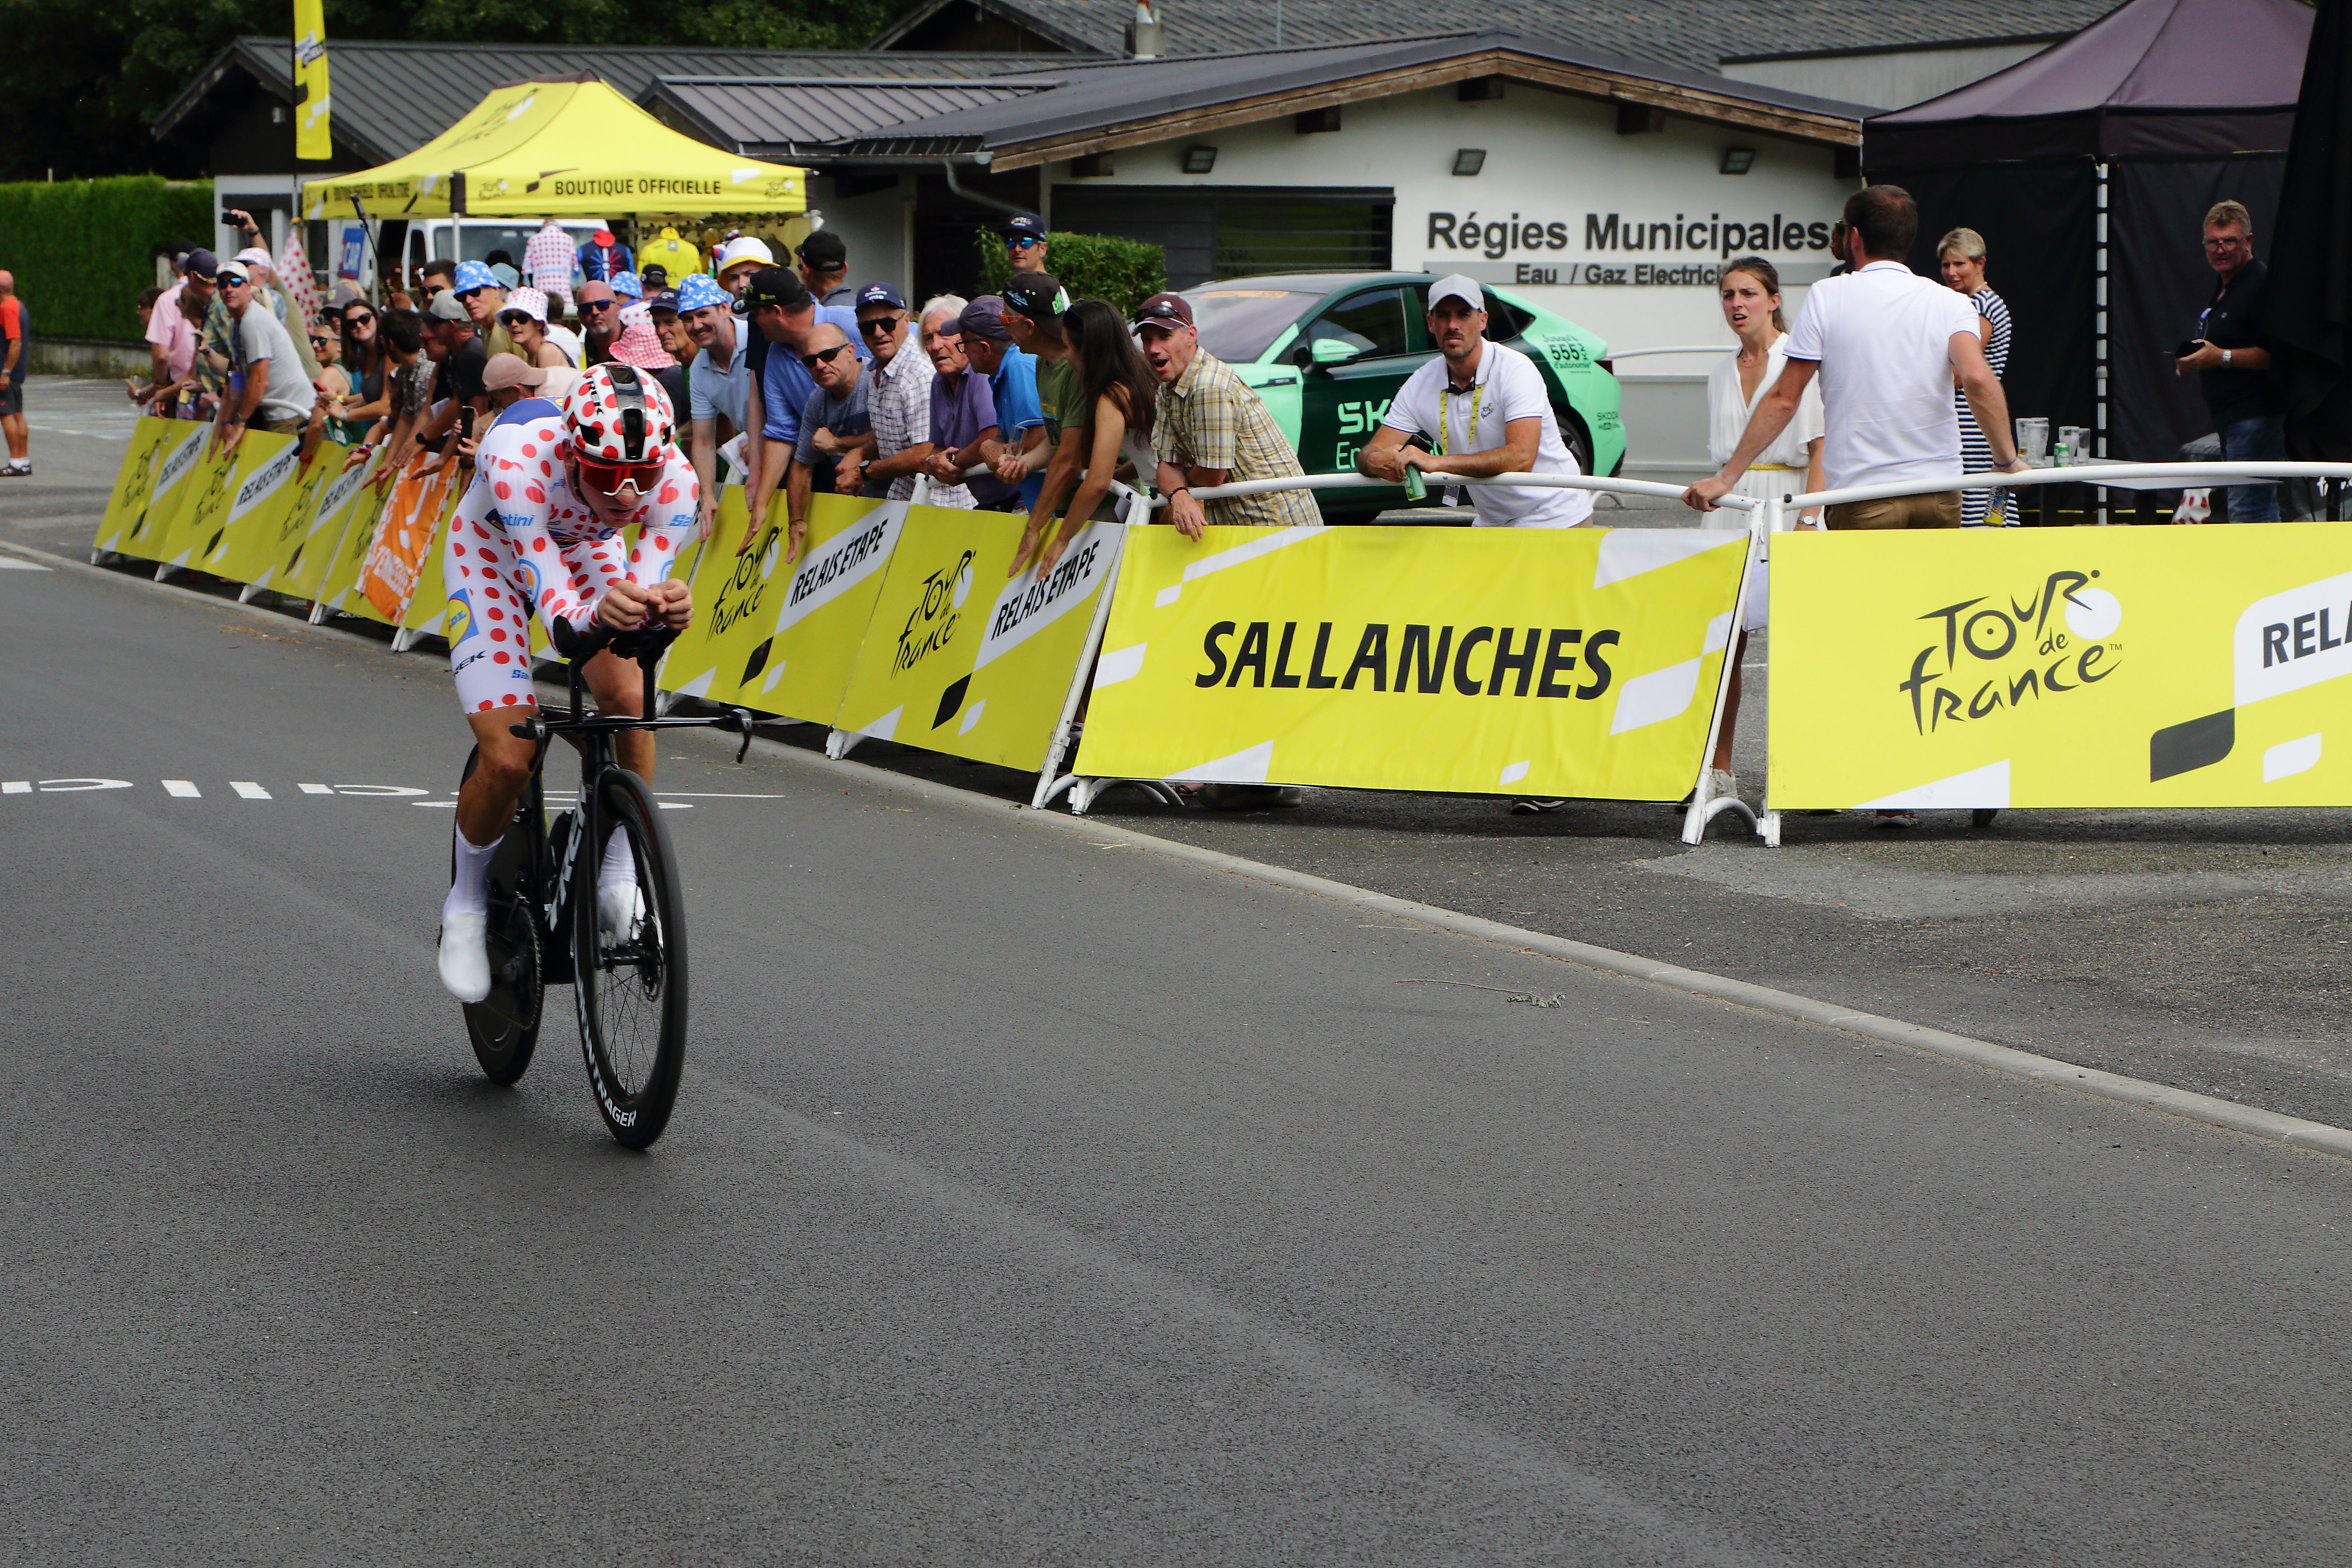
[1181,272,1626,521]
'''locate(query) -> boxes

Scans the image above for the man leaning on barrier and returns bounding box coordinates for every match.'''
[1134,292,1318,535]
[1685,184,2026,531]
[1354,274,1593,530]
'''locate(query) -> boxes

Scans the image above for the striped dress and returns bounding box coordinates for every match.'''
[1958,285,2013,526]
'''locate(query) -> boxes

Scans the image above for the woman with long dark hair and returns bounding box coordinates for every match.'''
[1021,297,1159,579]
[337,298,390,434]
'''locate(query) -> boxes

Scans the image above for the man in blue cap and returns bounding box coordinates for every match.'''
[1002,214,1048,276]
[853,281,936,501]
[451,259,516,359]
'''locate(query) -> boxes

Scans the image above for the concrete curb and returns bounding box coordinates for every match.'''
[26,535,2352,1163]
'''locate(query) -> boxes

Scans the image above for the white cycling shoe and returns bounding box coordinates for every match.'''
[597,882,645,946]
[439,910,492,1003]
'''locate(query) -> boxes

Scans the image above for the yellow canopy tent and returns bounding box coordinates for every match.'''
[303,73,804,219]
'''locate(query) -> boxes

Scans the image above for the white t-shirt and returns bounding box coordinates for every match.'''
[1782,260,1980,493]
[1380,339,1591,528]
[1707,334,1824,470]
[234,302,317,424]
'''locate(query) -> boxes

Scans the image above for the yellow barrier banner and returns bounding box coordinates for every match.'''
[149,430,300,574]
[191,431,310,584]
[136,427,237,568]
[1078,524,1748,799]
[267,444,376,601]
[315,473,399,624]
[660,491,893,718]
[1771,525,2352,808]
[94,416,185,557]
[833,506,1123,771]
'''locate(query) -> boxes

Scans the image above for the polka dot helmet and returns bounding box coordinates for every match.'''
[560,362,677,466]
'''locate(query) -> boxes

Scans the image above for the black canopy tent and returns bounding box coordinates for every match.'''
[1864,0,2313,463]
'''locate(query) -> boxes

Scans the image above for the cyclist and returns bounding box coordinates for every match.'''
[439,363,697,1003]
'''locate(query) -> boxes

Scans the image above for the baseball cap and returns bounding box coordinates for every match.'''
[741,266,810,313]
[426,289,473,323]
[183,249,220,279]
[1427,273,1485,310]
[672,273,729,313]
[214,265,252,288]
[641,264,669,288]
[233,246,274,275]
[797,230,847,270]
[482,353,549,392]
[1000,273,1070,324]
[451,259,500,294]
[1129,292,1193,330]
[1001,212,1045,242]
[647,289,680,315]
[956,296,1011,343]
[855,281,907,311]
[715,236,774,275]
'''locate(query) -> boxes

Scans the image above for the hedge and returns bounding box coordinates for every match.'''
[0,177,214,343]
[973,227,1166,316]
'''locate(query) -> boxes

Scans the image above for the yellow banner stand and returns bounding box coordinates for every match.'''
[830,506,1126,778]
[133,427,236,575]
[1077,523,1749,804]
[191,432,310,586]
[314,471,403,626]
[1770,523,2352,811]
[660,491,894,720]
[93,416,186,560]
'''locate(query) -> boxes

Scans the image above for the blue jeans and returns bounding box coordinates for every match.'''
[2219,414,2285,523]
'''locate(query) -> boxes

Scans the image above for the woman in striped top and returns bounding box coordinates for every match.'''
[1940,228,2013,526]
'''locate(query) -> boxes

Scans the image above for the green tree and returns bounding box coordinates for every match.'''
[974,227,1167,317]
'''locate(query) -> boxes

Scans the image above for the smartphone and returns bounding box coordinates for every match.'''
[458,406,476,440]
[2174,340,2205,359]
[220,210,242,226]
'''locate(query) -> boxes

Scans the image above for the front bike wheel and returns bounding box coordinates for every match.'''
[458,748,545,1086]
[574,768,687,1148]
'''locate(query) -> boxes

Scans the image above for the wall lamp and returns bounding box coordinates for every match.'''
[1182,145,1218,174]
[1720,147,1756,175]
[1452,148,1486,177]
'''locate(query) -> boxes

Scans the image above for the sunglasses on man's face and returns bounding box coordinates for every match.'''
[580,298,617,313]
[1007,236,1042,250]
[801,343,853,369]
[859,313,905,337]
[218,275,251,290]
[457,286,490,301]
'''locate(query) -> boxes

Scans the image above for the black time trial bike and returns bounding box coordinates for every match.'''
[454,621,754,1148]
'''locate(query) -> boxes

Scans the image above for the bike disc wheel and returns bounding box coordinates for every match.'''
[574,769,687,1148]
[458,749,545,1086]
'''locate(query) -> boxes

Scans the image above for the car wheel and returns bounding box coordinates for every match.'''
[1553,403,1596,477]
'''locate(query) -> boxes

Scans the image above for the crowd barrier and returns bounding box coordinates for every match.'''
[95,416,2349,846]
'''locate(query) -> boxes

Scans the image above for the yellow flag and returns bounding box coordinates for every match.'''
[294,0,332,161]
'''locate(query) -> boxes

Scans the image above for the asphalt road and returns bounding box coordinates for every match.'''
[9,377,2352,1561]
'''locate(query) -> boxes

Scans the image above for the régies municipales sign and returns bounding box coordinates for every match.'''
[1426,209,1839,287]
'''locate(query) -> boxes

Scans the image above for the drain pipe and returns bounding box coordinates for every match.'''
[941,156,1029,218]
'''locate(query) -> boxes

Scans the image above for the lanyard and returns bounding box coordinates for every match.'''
[1435,375,1482,457]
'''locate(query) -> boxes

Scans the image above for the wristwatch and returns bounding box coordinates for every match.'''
[2222,348,2234,367]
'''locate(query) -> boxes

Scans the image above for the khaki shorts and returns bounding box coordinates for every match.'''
[252,414,308,435]
[1826,491,1962,530]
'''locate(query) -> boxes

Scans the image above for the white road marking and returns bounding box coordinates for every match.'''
[231,781,271,800]
[2,781,26,794]
[163,780,200,798]
[0,558,52,571]
[299,783,333,795]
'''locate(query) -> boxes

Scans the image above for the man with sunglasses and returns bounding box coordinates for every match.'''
[783,323,874,561]
[576,281,621,365]
[208,261,317,458]
[436,362,698,1003]
[1002,213,1049,276]
[679,273,750,537]
[856,282,936,503]
[739,267,866,554]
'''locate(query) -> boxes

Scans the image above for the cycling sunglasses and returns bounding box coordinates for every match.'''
[573,454,667,495]
[801,343,853,369]
[1007,236,1044,250]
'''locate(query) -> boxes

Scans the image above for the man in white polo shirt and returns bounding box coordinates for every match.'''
[1685,184,2025,528]
[1355,274,1592,529]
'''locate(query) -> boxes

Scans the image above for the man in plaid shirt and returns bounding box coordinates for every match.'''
[846,282,937,502]
[523,218,575,319]
[1133,292,1317,534]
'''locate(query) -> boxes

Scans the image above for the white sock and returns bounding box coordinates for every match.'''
[598,824,634,896]
[443,824,502,922]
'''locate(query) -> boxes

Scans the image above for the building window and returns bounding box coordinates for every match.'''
[1214,200,1391,276]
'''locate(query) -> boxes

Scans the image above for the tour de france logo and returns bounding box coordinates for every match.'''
[1895,568,2121,736]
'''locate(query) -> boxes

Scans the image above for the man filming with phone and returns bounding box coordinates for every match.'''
[2176,200,2282,523]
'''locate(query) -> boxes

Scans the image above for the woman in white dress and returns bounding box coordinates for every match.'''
[1699,256,1824,801]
